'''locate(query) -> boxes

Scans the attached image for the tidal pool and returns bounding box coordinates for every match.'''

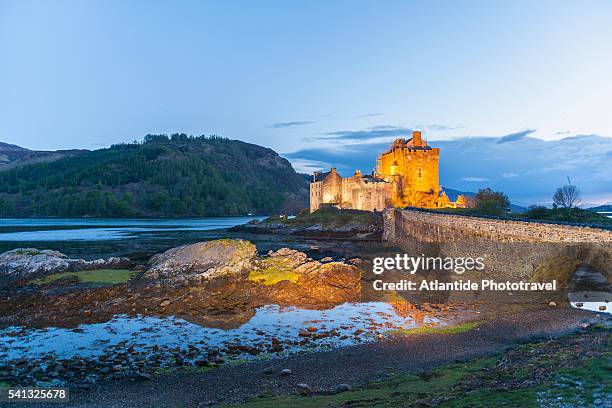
[0,302,441,364]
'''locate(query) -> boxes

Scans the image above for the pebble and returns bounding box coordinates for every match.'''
[159,300,171,307]
[263,366,275,374]
[335,383,351,393]
[195,359,210,367]
[548,301,557,306]
[296,383,312,396]
[280,368,292,376]
[131,372,151,381]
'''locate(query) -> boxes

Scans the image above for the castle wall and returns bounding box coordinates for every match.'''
[342,178,390,211]
[310,181,323,212]
[383,208,612,282]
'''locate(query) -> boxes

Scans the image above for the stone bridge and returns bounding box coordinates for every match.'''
[383,208,612,285]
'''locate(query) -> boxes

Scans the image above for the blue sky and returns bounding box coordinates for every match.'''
[1,1,611,205]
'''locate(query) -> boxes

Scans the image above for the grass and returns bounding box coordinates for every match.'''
[155,365,218,376]
[428,206,612,227]
[248,256,302,286]
[248,265,300,286]
[32,269,135,285]
[386,321,482,336]
[232,328,611,408]
[11,249,44,256]
[523,207,612,224]
[233,357,497,407]
[266,207,381,227]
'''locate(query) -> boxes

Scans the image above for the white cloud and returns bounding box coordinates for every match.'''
[461,176,490,182]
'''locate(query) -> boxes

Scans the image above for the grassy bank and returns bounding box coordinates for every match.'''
[425,206,612,229]
[32,269,135,285]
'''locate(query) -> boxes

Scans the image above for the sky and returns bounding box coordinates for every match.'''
[1,0,612,205]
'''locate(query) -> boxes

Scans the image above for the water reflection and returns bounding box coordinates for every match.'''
[0,302,440,362]
[568,264,611,315]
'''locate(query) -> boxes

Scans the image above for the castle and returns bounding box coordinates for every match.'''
[310,131,465,212]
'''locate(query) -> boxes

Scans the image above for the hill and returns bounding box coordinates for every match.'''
[0,142,86,171]
[0,135,308,217]
[442,186,526,213]
[587,204,612,212]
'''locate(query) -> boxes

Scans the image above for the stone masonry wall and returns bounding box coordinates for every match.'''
[383,208,612,282]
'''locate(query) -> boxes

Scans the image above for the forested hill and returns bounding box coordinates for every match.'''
[0,135,309,217]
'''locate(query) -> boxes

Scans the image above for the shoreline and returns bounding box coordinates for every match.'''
[24,305,608,407]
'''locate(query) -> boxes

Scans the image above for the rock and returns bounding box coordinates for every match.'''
[548,301,557,306]
[159,299,171,307]
[280,368,292,376]
[260,249,362,305]
[0,248,133,283]
[263,366,274,374]
[580,323,590,329]
[195,359,210,367]
[131,371,151,381]
[143,239,257,284]
[296,383,312,396]
[320,257,333,263]
[335,383,351,393]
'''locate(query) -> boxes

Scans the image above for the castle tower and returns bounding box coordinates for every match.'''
[376,131,441,208]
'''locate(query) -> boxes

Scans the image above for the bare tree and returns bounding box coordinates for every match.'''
[552,183,581,209]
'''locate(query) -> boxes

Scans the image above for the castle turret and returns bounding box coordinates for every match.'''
[410,131,426,147]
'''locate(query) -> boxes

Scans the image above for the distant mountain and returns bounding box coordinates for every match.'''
[0,142,87,171]
[442,186,526,213]
[0,135,309,217]
[299,173,313,183]
[441,187,474,202]
[587,205,612,212]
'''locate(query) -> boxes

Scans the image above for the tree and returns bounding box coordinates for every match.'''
[474,188,510,215]
[553,184,581,209]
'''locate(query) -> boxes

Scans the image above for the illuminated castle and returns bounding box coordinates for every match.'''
[310,131,465,212]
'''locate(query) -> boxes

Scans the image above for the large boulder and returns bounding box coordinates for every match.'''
[0,248,132,283]
[143,239,257,284]
[251,248,362,305]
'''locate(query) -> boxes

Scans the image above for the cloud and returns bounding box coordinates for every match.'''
[271,121,315,129]
[315,125,411,141]
[285,158,333,173]
[461,176,490,182]
[355,113,383,118]
[285,131,612,206]
[496,129,536,144]
[424,124,466,131]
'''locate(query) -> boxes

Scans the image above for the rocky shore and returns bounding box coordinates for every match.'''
[15,307,610,407]
[230,208,384,240]
[1,235,609,406]
[0,248,133,284]
[0,239,363,328]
